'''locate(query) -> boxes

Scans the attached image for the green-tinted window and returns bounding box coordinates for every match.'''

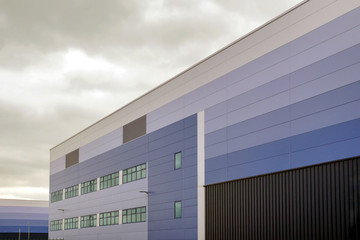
[51,189,63,203]
[64,217,78,230]
[50,219,63,231]
[65,184,79,199]
[81,179,97,195]
[80,214,97,228]
[123,163,146,184]
[122,206,146,224]
[99,211,119,226]
[100,172,119,190]
[174,152,181,170]
[174,201,182,218]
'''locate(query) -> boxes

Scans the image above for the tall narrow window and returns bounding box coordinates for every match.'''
[174,201,182,218]
[174,152,182,170]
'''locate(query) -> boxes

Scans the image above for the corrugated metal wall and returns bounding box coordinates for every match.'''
[205,157,360,240]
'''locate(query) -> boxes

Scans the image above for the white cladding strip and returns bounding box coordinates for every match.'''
[0,199,49,207]
[50,0,360,162]
[197,111,205,240]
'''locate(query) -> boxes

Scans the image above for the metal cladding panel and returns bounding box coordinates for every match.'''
[0,212,48,221]
[79,126,123,163]
[205,117,360,185]
[147,6,360,135]
[50,115,197,240]
[148,114,197,240]
[205,156,360,240]
[50,156,65,175]
[50,135,148,189]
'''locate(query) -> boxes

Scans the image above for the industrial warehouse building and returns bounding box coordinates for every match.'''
[0,199,48,240]
[49,0,360,239]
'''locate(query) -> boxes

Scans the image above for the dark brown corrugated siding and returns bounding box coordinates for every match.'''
[205,157,360,240]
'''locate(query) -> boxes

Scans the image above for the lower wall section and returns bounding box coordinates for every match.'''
[205,156,360,240]
[205,117,360,185]
[148,114,198,240]
[0,232,48,240]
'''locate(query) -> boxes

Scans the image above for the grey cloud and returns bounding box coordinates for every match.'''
[0,0,301,200]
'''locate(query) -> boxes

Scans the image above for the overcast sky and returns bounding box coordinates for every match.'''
[0,0,302,201]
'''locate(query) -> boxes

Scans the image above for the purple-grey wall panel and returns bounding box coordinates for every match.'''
[205,118,360,185]
[50,115,197,240]
[1,226,48,233]
[227,138,290,167]
[288,24,360,72]
[205,67,360,160]
[205,128,227,147]
[290,6,360,56]
[291,80,360,119]
[205,101,227,122]
[148,9,360,136]
[0,206,48,214]
[227,154,290,181]
[290,137,360,168]
[148,114,197,240]
[290,43,360,88]
[204,43,360,135]
[291,118,360,152]
[227,75,289,113]
[290,98,360,136]
[0,212,48,221]
[0,219,48,227]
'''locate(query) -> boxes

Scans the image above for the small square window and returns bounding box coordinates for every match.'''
[174,201,182,218]
[174,152,182,170]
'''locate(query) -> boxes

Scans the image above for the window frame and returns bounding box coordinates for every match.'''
[99,210,119,226]
[174,200,182,218]
[64,217,78,230]
[50,219,63,231]
[122,163,146,184]
[65,184,79,199]
[122,206,146,224]
[80,214,97,228]
[51,189,63,203]
[81,178,97,195]
[174,152,182,170]
[100,172,119,190]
